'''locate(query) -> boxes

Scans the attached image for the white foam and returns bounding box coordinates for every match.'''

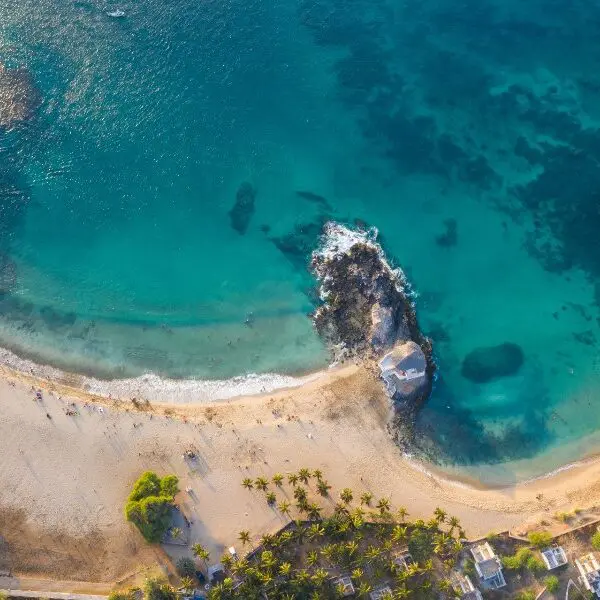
[313,222,414,299]
[0,346,318,403]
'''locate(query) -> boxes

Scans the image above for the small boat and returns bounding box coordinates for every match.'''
[106,9,125,17]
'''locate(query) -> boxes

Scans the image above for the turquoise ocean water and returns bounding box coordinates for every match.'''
[2,0,600,482]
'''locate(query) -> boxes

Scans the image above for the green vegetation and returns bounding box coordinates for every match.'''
[200,469,469,600]
[176,556,197,578]
[107,589,138,600]
[528,530,553,549]
[515,589,536,600]
[124,471,179,543]
[144,576,178,600]
[592,531,600,550]
[544,574,560,593]
[502,547,534,570]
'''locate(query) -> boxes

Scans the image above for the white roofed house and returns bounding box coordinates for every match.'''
[332,575,355,597]
[470,542,506,589]
[576,553,600,596]
[450,571,483,600]
[541,545,567,570]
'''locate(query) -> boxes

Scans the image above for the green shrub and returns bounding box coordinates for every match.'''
[545,575,559,593]
[463,558,476,578]
[516,589,536,600]
[176,557,197,578]
[125,471,179,543]
[143,577,177,600]
[528,530,553,549]
[408,528,434,562]
[592,531,600,550]
[108,589,137,600]
[502,547,532,570]
[526,555,546,574]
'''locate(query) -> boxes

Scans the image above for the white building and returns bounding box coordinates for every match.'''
[333,575,355,597]
[470,542,506,589]
[541,545,568,570]
[370,586,394,600]
[576,553,600,596]
[450,571,483,600]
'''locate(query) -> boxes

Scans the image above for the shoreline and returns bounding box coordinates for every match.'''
[4,343,600,494]
[6,355,600,583]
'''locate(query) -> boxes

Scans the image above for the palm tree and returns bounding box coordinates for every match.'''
[340,488,354,504]
[312,568,328,587]
[192,543,210,566]
[242,477,254,490]
[298,468,311,484]
[272,473,284,487]
[434,507,447,523]
[313,469,323,480]
[394,584,411,599]
[279,561,292,577]
[360,491,373,506]
[307,502,322,520]
[180,576,194,592]
[288,473,299,486]
[238,530,251,546]
[316,479,331,497]
[448,515,460,531]
[357,581,372,598]
[255,476,269,491]
[351,568,364,581]
[278,500,291,516]
[397,506,409,522]
[307,550,319,566]
[293,486,307,502]
[260,549,277,570]
[266,491,277,505]
[376,497,391,515]
[307,523,325,540]
[171,527,183,540]
[391,525,408,544]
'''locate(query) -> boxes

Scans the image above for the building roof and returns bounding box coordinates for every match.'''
[576,554,600,594]
[471,542,497,564]
[451,572,475,595]
[333,576,355,597]
[541,546,568,570]
[370,586,393,600]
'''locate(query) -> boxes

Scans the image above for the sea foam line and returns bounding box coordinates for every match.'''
[0,346,319,403]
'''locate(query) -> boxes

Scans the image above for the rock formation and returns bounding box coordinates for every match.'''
[0,63,41,130]
[311,222,434,409]
[228,182,256,235]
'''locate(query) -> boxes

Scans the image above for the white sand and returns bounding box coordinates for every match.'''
[2,362,600,585]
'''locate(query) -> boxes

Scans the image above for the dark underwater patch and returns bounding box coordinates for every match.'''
[228,182,256,235]
[461,342,524,383]
[434,218,457,248]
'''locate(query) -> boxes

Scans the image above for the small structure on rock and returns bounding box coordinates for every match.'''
[379,341,428,406]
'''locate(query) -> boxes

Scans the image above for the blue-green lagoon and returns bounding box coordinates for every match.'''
[2,0,600,483]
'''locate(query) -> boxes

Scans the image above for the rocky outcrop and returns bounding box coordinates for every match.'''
[0,63,41,130]
[311,223,433,408]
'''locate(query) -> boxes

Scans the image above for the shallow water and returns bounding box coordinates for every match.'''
[2,0,600,480]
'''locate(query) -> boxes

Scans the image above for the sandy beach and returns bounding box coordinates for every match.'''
[2,361,600,588]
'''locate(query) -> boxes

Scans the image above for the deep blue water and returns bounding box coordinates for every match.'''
[3,0,600,479]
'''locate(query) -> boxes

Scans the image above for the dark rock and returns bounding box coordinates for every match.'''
[39,305,77,329]
[228,182,256,235]
[0,63,41,130]
[461,342,524,383]
[295,190,332,211]
[435,218,457,247]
